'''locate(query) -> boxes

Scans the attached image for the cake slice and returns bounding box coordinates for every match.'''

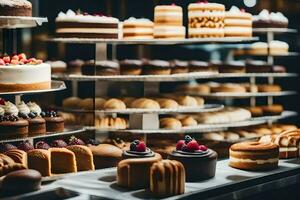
[67,145,95,171]
[27,149,51,176]
[50,148,77,174]
[5,149,27,167]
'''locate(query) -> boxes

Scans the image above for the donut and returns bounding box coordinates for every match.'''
[257,84,282,93]
[261,104,284,116]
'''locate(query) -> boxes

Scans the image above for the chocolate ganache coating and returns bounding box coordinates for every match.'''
[122,148,155,159]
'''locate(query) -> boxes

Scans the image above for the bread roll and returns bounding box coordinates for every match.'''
[103,99,126,110]
[130,98,160,109]
[160,118,182,130]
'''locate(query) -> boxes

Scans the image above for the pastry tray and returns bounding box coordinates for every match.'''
[250,111,297,122]
[0,16,48,29]
[13,158,300,200]
[253,28,297,34]
[57,104,224,115]
[52,72,297,82]
[96,120,266,134]
[0,81,66,96]
[48,37,259,45]
[236,52,299,57]
[0,126,86,143]
[183,91,297,98]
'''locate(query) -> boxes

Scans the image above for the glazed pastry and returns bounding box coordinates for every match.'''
[89,144,123,169]
[155,98,179,109]
[169,135,217,181]
[67,145,94,171]
[5,149,27,167]
[119,59,143,75]
[103,98,126,110]
[117,140,162,189]
[27,149,51,177]
[160,118,182,130]
[130,98,160,109]
[229,141,279,170]
[170,60,189,74]
[257,84,282,92]
[62,97,82,109]
[50,148,77,174]
[150,160,185,197]
[142,60,171,75]
[261,104,283,116]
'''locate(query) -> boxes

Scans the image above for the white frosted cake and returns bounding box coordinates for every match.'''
[123,17,154,39]
[0,53,51,92]
[55,9,120,39]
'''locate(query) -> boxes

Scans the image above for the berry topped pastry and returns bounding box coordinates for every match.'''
[122,140,155,159]
[35,141,50,150]
[41,109,64,133]
[69,136,85,146]
[50,139,67,148]
[169,135,217,182]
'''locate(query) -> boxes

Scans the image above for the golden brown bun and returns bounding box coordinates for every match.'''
[95,117,127,129]
[174,96,198,107]
[103,98,126,110]
[160,118,182,129]
[95,98,106,109]
[178,116,197,127]
[211,84,246,93]
[245,106,263,117]
[257,84,282,93]
[261,104,283,116]
[78,98,94,110]
[155,98,179,109]
[62,97,82,109]
[130,98,160,109]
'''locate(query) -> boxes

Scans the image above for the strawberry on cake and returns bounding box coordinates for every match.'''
[0,53,51,92]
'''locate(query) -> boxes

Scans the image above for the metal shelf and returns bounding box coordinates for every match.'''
[251,111,297,122]
[48,37,258,45]
[0,16,47,29]
[0,81,66,96]
[253,28,297,34]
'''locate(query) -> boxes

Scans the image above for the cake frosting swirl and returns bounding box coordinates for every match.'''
[0,107,4,116]
[3,101,18,116]
[17,101,30,115]
[27,102,42,115]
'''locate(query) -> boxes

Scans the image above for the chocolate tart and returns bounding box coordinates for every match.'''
[142,60,171,75]
[119,59,143,75]
[0,116,28,139]
[82,60,120,76]
[169,149,217,182]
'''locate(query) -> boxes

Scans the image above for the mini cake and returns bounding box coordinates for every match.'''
[67,59,84,75]
[0,54,51,92]
[17,140,34,152]
[150,160,185,197]
[0,103,29,139]
[189,61,216,73]
[81,60,120,76]
[142,60,171,75]
[0,0,32,17]
[67,145,94,171]
[130,98,160,109]
[245,60,272,73]
[154,5,185,39]
[269,40,289,55]
[5,149,27,167]
[89,144,123,169]
[253,9,288,28]
[46,60,67,74]
[27,149,51,177]
[55,10,120,39]
[219,61,246,73]
[18,101,46,136]
[41,110,64,133]
[188,2,225,38]
[123,17,154,39]
[170,60,189,74]
[247,42,268,55]
[229,141,279,170]
[50,148,77,174]
[117,140,162,189]
[225,6,252,37]
[168,135,217,181]
[119,59,143,75]
[35,141,50,150]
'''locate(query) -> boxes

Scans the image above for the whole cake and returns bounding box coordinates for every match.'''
[188,2,225,38]
[117,140,162,189]
[229,141,279,170]
[253,9,288,28]
[0,54,51,92]
[225,6,252,37]
[154,5,185,39]
[0,0,32,17]
[123,17,154,39]
[168,135,217,181]
[150,159,185,197]
[55,10,120,39]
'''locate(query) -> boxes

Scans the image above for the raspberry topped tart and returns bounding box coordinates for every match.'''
[168,135,218,181]
[0,0,32,17]
[117,140,162,189]
[55,9,120,39]
[0,53,51,92]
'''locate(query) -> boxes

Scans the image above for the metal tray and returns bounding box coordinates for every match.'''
[250,111,297,122]
[253,28,297,34]
[0,81,66,96]
[184,91,297,98]
[0,16,47,29]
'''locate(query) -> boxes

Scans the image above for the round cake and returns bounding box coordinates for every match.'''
[0,54,51,92]
[229,141,279,170]
[0,0,32,17]
[123,17,154,39]
[168,135,218,181]
[253,9,288,28]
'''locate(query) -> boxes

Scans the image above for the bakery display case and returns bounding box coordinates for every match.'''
[0,0,300,199]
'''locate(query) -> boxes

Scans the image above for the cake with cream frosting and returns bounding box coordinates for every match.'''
[0,53,51,92]
[123,17,154,39]
[55,9,120,39]
[0,0,32,16]
[253,9,288,28]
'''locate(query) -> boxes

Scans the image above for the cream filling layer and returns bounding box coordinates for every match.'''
[225,19,252,26]
[56,28,119,34]
[154,26,185,36]
[0,63,51,84]
[279,147,298,152]
[123,28,153,34]
[230,157,278,164]
[154,12,183,17]
[224,27,252,33]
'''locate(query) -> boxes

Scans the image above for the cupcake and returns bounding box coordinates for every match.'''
[168,135,217,182]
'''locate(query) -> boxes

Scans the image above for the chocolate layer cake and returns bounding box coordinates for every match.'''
[0,115,28,139]
[41,111,64,133]
[0,0,32,17]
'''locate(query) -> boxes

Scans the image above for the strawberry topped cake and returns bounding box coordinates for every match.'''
[0,53,51,92]
[168,135,217,181]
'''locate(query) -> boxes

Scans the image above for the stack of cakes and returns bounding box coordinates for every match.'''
[122,17,154,39]
[154,4,185,39]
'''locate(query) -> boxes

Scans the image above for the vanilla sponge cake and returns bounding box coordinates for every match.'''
[123,17,154,39]
[225,6,252,37]
[55,10,119,39]
[188,2,225,38]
